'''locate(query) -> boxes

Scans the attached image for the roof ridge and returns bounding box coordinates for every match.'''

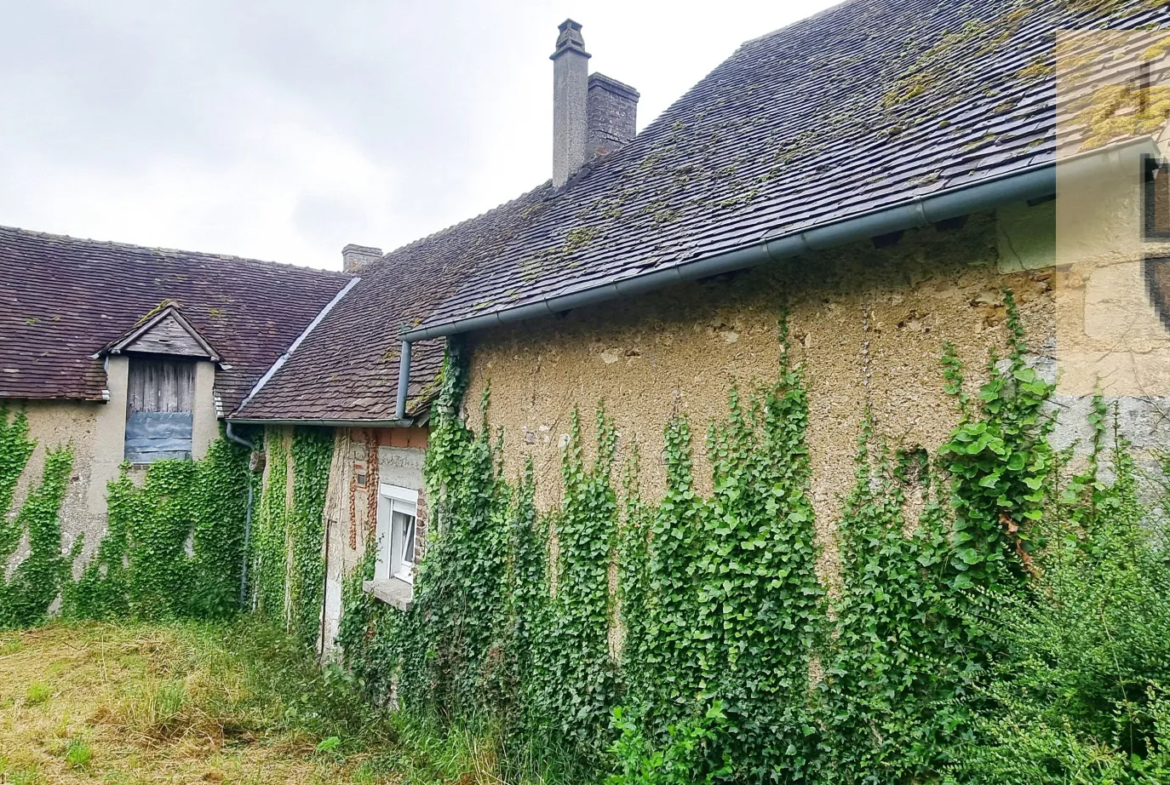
[0,223,352,279]
[371,182,553,265]
[740,0,852,47]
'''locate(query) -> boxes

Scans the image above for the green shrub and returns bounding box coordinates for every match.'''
[948,419,1170,783]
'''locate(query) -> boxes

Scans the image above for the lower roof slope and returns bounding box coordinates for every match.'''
[234,185,553,422]
[414,0,1170,335]
[0,226,352,411]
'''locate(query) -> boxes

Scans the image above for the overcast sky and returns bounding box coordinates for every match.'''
[1,0,841,270]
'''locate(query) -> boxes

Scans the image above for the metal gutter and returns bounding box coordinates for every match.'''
[233,275,360,416]
[393,137,1157,420]
[226,417,414,428]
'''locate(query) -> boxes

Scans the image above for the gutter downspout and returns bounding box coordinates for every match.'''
[392,138,1157,421]
[394,340,411,422]
[225,421,256,609]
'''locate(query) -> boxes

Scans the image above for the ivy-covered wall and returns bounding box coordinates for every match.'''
[1,405,75,628]
[1,406,342,647]
[338,289,1167,782]
[252,425,335,649]
[0,410,269,629]
[9,400,110,566]
[456,214,1071,616]
[62,429,255,621]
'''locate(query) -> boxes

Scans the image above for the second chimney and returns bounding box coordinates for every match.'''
[341,243,382,273]
[551,19,591,188]
[587,73,639,159]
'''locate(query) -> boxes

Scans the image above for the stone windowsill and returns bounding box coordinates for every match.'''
[363,577,414,611]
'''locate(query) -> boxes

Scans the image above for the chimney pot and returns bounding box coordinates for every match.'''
[551,19,591,188]
[341,243,382,273]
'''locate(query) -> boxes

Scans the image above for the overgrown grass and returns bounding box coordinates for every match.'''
[0,619,556,784]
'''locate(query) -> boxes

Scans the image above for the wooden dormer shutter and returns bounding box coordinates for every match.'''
[124,358,196,463]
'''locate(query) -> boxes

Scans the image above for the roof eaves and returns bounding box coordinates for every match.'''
[225,417,416,428]
[403,136,1158,343]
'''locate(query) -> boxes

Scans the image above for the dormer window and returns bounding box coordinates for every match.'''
[104,304,222,466]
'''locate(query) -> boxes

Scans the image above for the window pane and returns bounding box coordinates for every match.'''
[393,510,417,566]
[403,516,416,564]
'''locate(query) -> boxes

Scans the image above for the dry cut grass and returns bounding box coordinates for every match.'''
[0,622,397,784]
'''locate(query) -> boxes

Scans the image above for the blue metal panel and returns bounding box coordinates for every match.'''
[124,411,193,464]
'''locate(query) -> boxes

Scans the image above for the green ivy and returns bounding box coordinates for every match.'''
[616,446,652,716]
[0,405,36,522]
[64,426,254,621]
[528,407,620,757]
[126,460,198,618]
[288,428,333,648]
[190,434,256,618]
[635,414,705,732]
[64,465,132,620]
[415,385,512,716]
[816,419,957,782]
[249,427,334,648]
[0,445,75,628]
[253,433,290,622]
[939,289,1054,593]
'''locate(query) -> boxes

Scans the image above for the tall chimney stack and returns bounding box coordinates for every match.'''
[341,243,382,273]
[550,19,590,188]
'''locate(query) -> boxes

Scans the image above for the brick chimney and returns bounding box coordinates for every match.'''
[551,19,591,188]
[550,20,639,187]
[341,244,382,273]
[587,73,639,159]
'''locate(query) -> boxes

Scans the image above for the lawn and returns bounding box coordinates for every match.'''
[0,621,501,785]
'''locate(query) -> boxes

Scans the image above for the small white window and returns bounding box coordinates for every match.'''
[375,485,419,585]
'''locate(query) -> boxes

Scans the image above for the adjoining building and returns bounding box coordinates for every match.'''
[0,226,350,563]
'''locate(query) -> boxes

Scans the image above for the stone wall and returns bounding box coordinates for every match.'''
[462,149,1170,585]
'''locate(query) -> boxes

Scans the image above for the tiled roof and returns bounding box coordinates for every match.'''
[234,185,552,422]
[415,0,1170,334]
[0,226,352,411]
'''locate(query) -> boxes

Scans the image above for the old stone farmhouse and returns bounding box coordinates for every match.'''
[4,0,1170,657]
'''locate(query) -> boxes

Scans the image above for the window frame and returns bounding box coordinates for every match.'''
[376,484,419,585]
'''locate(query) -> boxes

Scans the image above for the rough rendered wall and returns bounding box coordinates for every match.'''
[8,401,105,569]
[464,210,1055,582]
